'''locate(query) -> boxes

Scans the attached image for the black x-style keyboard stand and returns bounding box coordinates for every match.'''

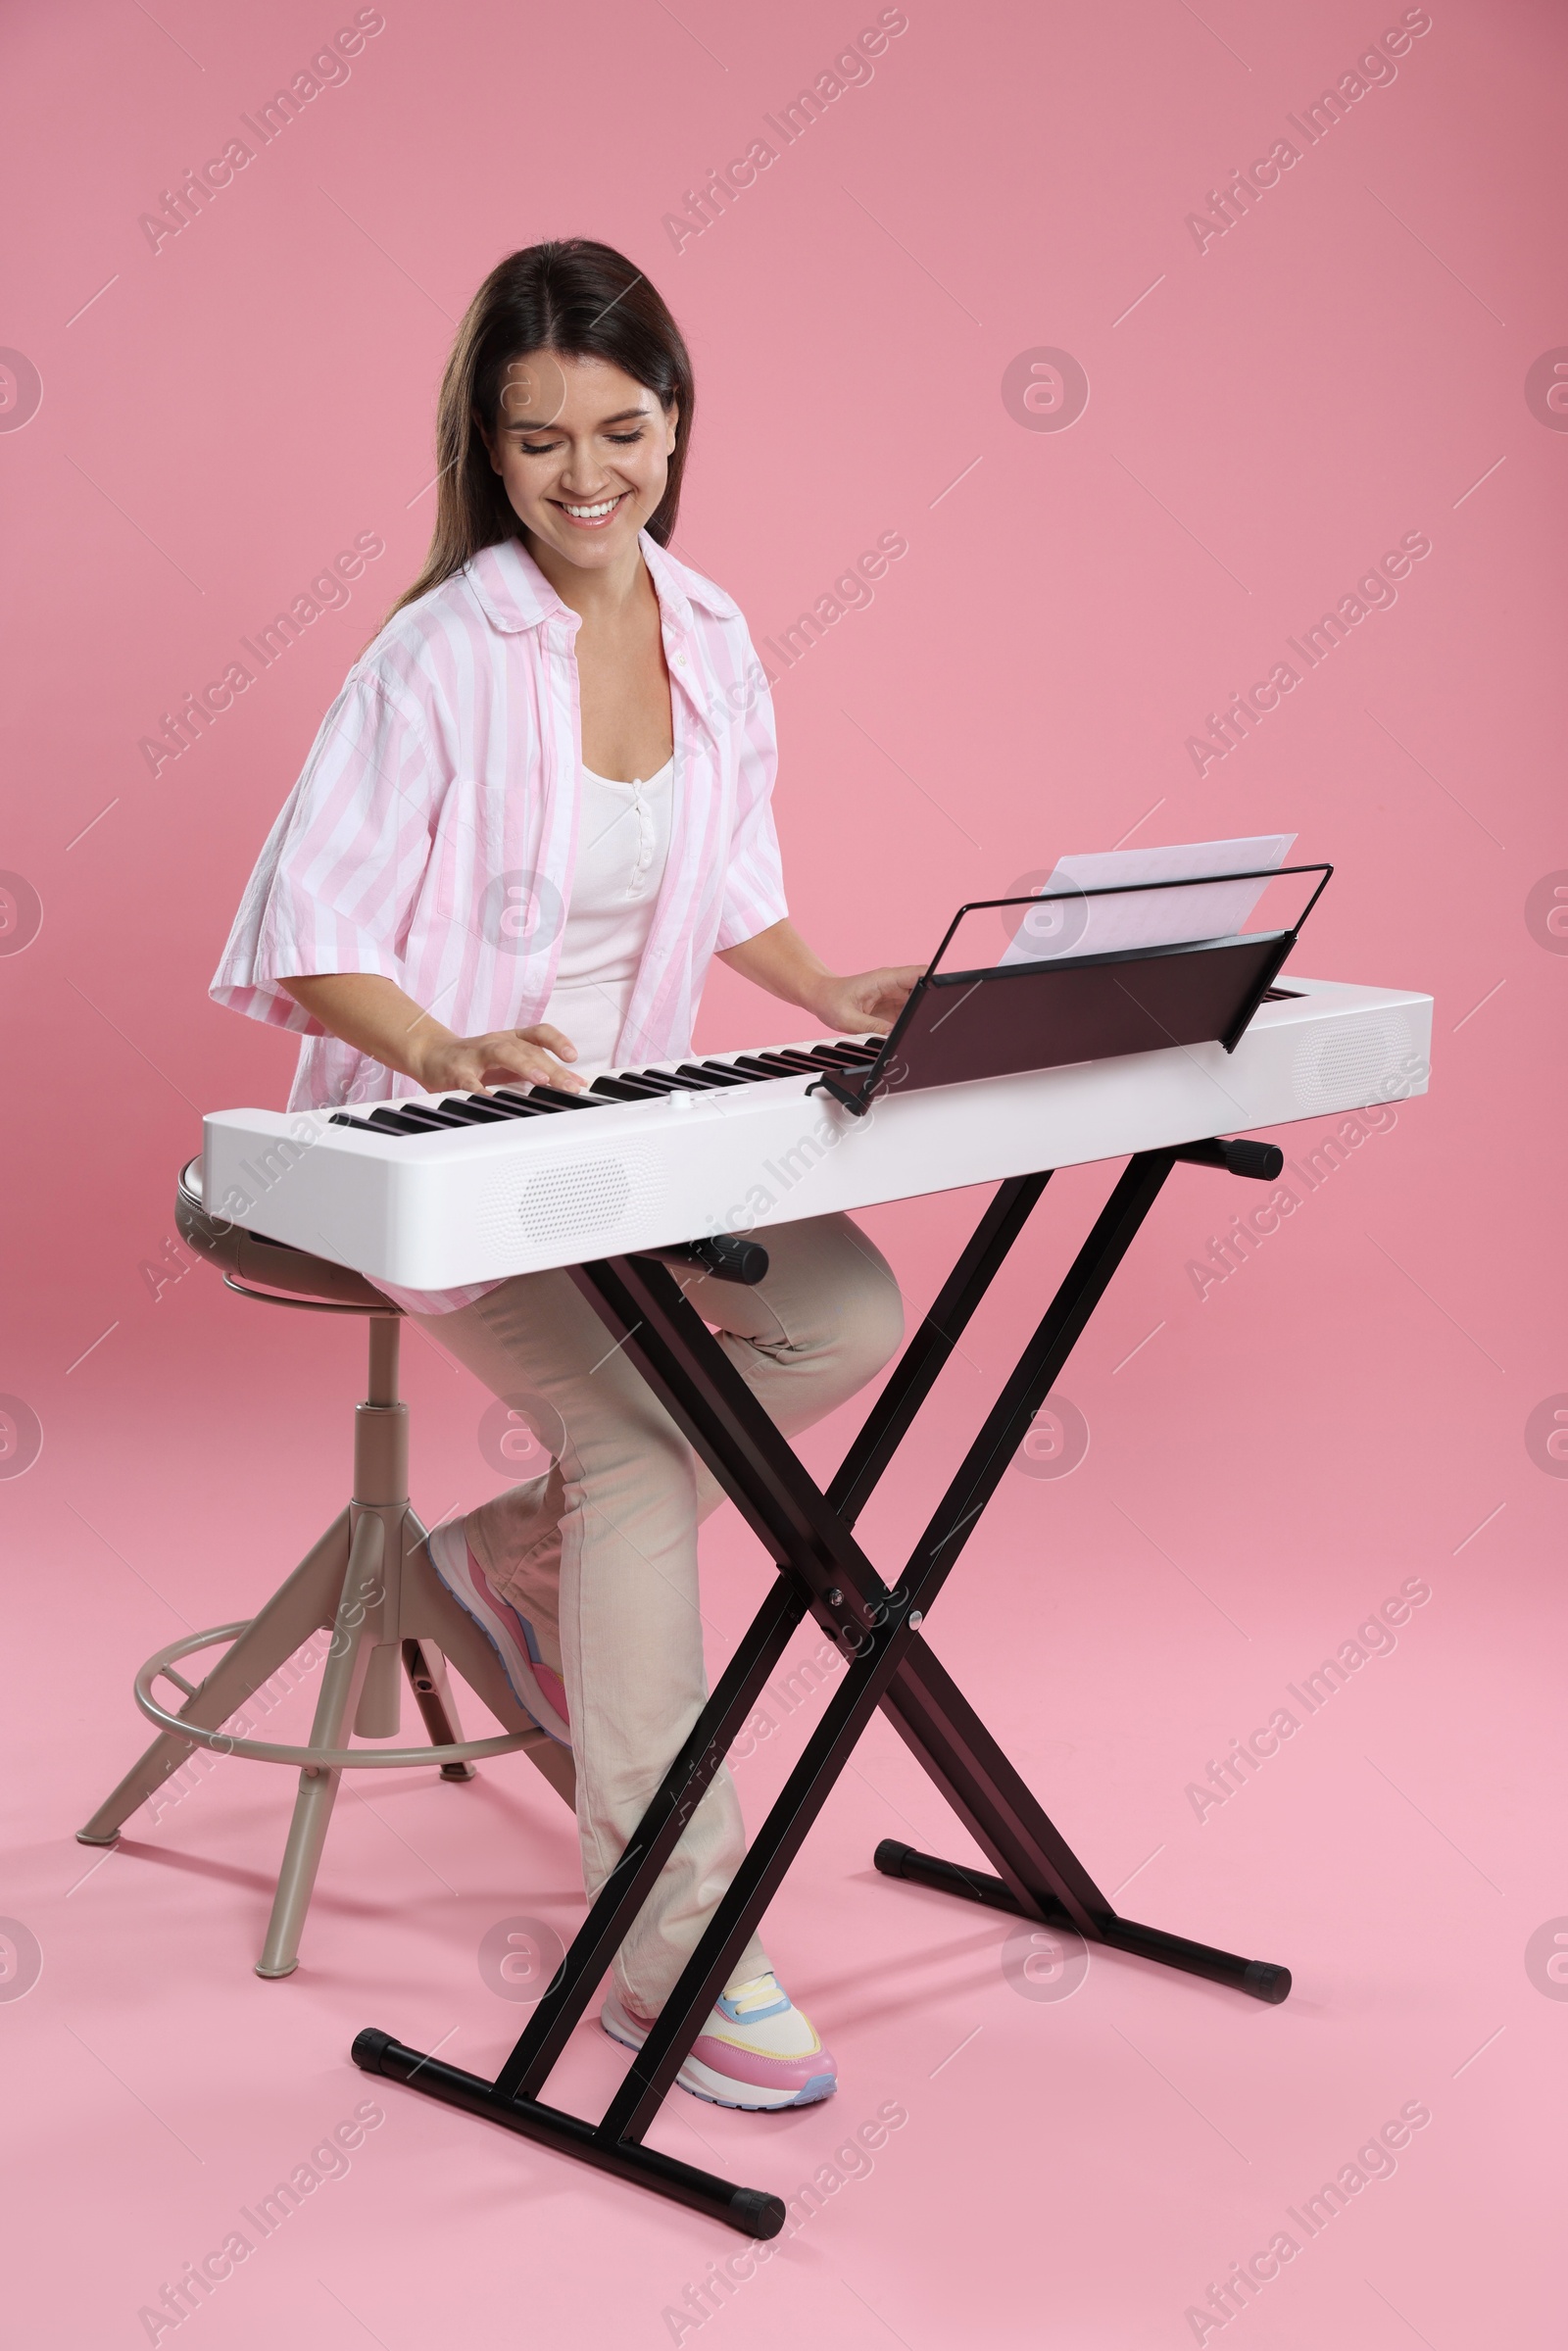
[352,1140,1293,2235]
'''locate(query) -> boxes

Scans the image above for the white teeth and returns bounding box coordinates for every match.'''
[564,498,619,518]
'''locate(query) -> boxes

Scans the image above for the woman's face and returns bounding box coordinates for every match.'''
[480,350,677,574]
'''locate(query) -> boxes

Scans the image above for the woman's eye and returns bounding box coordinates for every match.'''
[515,429,644,455]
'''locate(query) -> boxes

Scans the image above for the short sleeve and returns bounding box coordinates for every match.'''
[715,635,789,952]
[210,668,440,1035]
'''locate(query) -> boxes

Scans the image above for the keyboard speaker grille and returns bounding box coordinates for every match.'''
[482,1151,661,1250]
[1292,1011,1419,1113]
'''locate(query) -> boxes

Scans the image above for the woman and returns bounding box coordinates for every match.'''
[214,239,917,2111]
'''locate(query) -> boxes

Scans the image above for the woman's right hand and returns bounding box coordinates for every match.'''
[408,1023,585,1096]
[278,977,587,1098]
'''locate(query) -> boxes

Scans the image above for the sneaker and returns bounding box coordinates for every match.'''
[601,1971,837,2110]
[424,1521,570,1746]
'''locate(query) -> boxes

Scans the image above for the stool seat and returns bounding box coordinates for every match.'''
[176,1156,393,1312]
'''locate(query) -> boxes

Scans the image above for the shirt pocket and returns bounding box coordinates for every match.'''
[430,778,568,978]
[429,778,510,930]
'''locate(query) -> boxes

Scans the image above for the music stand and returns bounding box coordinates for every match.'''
[811,861,1334,1112]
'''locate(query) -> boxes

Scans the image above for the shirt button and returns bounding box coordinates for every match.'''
[674,652,687,667]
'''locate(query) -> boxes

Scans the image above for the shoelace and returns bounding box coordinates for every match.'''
[716,1975,792,2026]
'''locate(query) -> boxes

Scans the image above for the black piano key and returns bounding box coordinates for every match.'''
[399,1105,478,1130]
[590,1074,670,1102]
[678,1062,746,1087]
[384,1100,482,1125]
[434,1097,513,1122]
[464,1093,544,1119]
[527,1084,605,1111]
[329,1112,379,1130]
[817,1047,882,1070]
[492,1089,554,1114]
[728,1053,841,1076]
[823,1039,885,1064]
[621,1069,692,1093]
[367,1106,440,1135]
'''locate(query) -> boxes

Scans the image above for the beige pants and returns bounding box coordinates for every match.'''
[412,1213,903,2016]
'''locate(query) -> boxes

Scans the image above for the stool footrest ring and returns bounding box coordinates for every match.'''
[134,1624,538,1769]
[221,1272,401,1317]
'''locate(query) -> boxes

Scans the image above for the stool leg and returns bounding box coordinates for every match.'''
[402,1639,476,1783]
[76,1512,353,1846]
[397,1506,472,1785]
[256,1510,384,1979]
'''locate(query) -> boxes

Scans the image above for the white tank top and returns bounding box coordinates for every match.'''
[542,757,674,1066]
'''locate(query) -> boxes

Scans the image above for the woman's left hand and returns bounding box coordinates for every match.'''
[716,920,922,1038]
[810,964,924,1037]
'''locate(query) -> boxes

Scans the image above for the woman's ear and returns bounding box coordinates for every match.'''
[474,407,501,474]
[664,402,679,456]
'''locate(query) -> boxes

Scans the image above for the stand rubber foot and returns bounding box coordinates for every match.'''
[729,2187,789,2237]
[1243,1960,1292,2005]
[353,2028,396,2072]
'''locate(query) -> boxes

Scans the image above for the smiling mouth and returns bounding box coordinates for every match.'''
[553,493,628,527]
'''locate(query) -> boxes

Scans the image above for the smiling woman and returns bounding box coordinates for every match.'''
[209,235,918,2115]
[388,241,697,629]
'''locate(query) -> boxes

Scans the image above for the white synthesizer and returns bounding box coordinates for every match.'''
[201,975,1431,1291]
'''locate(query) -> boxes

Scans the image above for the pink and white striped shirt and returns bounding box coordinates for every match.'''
[212,529,788,1309]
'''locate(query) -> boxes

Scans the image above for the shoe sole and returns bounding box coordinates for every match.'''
[425,1525,570,1746]
[601,2004,836,2111]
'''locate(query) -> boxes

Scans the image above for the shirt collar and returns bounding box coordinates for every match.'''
[463,534,569,633]
[639,531,740,627]
[464,529,738,637]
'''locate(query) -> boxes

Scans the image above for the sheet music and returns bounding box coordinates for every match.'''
[997,833,1298,964]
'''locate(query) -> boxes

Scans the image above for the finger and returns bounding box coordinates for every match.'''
[462,1049,520,1092]
[519,1023,578,1060]
[487,1030,576,1072]
[480,1041,585,1092]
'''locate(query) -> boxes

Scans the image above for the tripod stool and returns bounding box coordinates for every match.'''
[76,1158,573,1977]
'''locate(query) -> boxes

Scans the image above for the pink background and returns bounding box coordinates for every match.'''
[3,1,1565,2344]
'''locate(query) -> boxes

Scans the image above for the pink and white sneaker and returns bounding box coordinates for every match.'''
[424,1522,570,1747]
[601,1971,837,2110]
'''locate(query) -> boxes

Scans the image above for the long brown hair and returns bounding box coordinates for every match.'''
[385,239,696,625]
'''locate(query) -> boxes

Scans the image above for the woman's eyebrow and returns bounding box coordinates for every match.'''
[510,404,653,433]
